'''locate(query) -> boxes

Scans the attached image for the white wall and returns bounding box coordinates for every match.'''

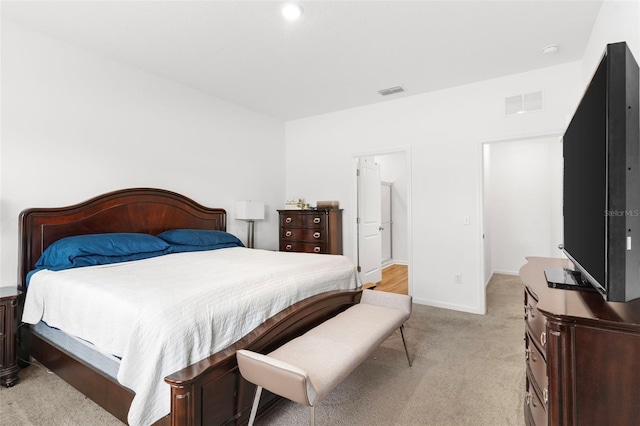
[581,0,639,85]
[286,62,582,314]
[286,0,638,315]
[485,137,563,276]
[0,22,285,286]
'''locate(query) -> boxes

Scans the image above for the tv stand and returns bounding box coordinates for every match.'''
[543,267,598,292]
[521,257,640,426]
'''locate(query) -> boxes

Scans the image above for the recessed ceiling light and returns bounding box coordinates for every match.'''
[542,45,559,55]
[282,3,304,21]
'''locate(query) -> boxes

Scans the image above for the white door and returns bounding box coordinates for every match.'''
[357,157,382,285]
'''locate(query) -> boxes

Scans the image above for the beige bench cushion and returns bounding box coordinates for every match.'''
[268,302,409,405]
[237,290,412,410]
[236,350,318,406]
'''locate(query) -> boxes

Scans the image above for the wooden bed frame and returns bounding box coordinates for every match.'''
[17,188,361,426]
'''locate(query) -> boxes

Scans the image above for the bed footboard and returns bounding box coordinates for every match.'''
[165,289,362,426]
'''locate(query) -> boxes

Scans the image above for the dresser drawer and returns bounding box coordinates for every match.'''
[0,302,7,368]
[526,372,548,426]
[280,241,326,254]
[0,335,4,368]
[281,228,325,242]
[525,287,547,351]
[280,213,326,228]
[526,332,548,399]
[0,304,5,337]
[278,209,342,255]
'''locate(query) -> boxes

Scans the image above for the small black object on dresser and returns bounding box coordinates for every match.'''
[278,209,343,255]
[0,287,21,387]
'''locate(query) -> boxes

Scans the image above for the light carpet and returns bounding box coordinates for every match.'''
[0,274,525,425]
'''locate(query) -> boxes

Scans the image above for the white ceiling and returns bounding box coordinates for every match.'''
[2,1,603,121]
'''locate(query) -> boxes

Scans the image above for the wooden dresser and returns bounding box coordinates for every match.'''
[278,209,343,255]
[520,257,640,426]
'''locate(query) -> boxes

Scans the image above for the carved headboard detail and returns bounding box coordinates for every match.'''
[19,188,226,290]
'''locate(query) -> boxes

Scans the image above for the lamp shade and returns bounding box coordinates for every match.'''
[235,201,265,220]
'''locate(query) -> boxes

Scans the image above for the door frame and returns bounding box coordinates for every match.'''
[479,131,563,311]
[352,147,413,295]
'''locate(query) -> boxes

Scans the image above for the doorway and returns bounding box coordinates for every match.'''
[354,149,411,294]
[481,135,563,285]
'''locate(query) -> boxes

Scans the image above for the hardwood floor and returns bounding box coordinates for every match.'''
[364,264,408,295]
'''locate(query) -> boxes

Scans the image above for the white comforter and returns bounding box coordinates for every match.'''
[22,247,360,426]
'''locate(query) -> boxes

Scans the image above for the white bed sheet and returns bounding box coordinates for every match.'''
[22,247,360,426]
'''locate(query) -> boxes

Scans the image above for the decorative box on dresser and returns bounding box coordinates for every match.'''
[520,257,640,426]
[0,287,21,387]
[278,209,343,255]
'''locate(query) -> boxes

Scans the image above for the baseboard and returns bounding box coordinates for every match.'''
[485,270,520,287]
[491,270,519,276]
[411,297,484,315]
[382,261,408,269]
[483,270,518,287]
[484,275,493,288]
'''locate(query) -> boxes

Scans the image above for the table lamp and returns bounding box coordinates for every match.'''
[235,201,265,248]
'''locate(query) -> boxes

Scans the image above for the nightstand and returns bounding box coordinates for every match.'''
[0,287,21,387]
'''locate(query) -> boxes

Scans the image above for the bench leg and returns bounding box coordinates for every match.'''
[400,325,412,367]
[309,405,315,426]
[248,385,263,426]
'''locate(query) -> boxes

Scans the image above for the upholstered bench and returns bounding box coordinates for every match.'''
[237,289,412,426]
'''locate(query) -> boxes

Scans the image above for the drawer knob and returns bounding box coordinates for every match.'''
[313,232,321,239]
[313,247,321,253]
[313,217,321,224]
[285,231,292,237]
[540,331,546,347]
[524,304,535,318]
[285,217,292,223]
[285,244,292,251]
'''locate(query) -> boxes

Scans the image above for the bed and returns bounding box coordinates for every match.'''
[17,188,362,426]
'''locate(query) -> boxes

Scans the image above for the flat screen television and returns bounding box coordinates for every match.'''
[545,41,640,302]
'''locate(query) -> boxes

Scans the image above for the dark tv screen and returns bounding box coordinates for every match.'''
[558,41,640,302]
[562,54,607,291]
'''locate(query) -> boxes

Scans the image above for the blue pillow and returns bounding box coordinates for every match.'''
[157,229,244,252]
[34,233,172,271]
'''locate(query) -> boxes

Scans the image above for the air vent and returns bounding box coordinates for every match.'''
[505,91,544,115]
[378,86,406,96]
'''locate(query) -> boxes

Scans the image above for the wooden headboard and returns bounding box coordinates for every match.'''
[19,188,226,291]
